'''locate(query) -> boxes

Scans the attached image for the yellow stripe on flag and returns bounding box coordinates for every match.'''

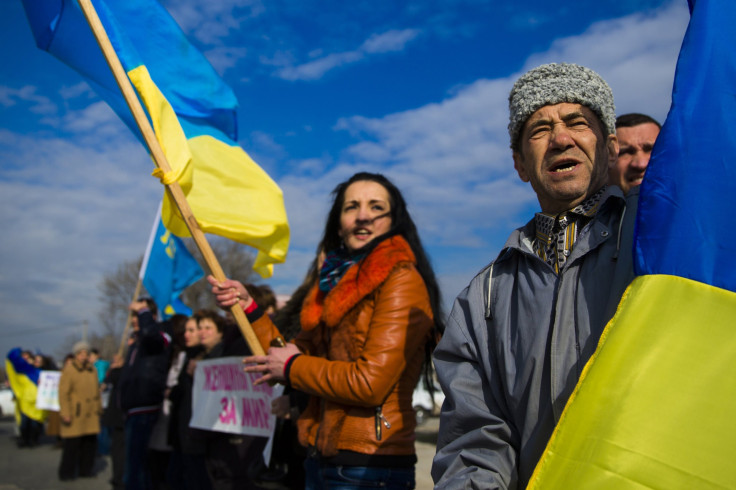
[529,275,736,489]
[5,359,46,423]
[127,66,289,277]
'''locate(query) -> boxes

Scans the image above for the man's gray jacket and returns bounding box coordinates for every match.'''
[432,187,638,489]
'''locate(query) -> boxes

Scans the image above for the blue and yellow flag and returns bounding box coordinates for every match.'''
[5,348,46,424]
[529,0,736,488]
[141,207,204,319]
[21,0,289,277]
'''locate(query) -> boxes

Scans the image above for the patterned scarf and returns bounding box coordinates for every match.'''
[533,186,606,273]
[318,248,366,292]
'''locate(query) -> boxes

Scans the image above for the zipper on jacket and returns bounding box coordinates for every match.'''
[374,406,391,441]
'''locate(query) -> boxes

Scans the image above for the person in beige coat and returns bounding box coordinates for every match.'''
[58,341,102,481]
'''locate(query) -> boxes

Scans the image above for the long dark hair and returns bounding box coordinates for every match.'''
[319,171,444,333]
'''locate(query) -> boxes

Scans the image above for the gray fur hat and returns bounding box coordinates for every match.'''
[508,63,616,149]
[72,340,91,354]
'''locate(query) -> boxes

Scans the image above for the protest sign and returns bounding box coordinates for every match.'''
[36,371,60,411]
[190,357,279,438]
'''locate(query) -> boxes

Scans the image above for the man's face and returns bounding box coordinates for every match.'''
[513,102,617,214]
[609,122,660,193]
[75,349,89,365]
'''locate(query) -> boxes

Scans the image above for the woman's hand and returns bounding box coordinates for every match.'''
[207,275,252,310]
[243,343,301,386]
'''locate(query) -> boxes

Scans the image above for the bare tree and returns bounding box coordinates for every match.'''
[56,330,119,362]
[96,237,258,345]
[98,257,142,344]
[182,237,259,312]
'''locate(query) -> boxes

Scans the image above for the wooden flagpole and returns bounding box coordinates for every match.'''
[77,0,265,356]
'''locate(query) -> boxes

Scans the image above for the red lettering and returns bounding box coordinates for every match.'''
[219,397,237,425]
[204,366,214,391]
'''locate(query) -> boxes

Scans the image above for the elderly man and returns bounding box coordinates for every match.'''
[609,113,661,193]
[432,63,638,489]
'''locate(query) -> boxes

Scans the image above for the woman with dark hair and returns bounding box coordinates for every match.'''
[197,309,268,490]
[148,313,188,489]
[167,315,211,490]
[209,172,443,489]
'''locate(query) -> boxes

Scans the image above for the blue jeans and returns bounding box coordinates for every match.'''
[124,412,158,490]
[305,458,415,489]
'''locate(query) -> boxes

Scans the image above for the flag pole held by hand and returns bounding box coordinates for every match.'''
[77,0,265,356]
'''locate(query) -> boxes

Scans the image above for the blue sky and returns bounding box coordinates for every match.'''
[0,0,690,359]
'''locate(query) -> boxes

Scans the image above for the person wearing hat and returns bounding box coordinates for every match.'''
[58,340,102,481]
[432,63,638,489]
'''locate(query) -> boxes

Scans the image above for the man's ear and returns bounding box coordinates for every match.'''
[606,134,619,169]
[513,151,530,182]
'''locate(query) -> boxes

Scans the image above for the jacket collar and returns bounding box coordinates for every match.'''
[501,186,626,260]
[72,359,93,372]
[301,235,416,330]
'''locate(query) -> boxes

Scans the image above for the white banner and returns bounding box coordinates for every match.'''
[190,357,280,439]
[36,371,60,411]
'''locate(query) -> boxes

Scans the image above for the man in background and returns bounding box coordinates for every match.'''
[609,113,661,193]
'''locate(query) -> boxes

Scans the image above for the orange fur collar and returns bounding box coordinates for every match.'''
[300,236,416,330]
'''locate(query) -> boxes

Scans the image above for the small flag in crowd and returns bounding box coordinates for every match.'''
[5,348,46,425]
[140,206,204,319]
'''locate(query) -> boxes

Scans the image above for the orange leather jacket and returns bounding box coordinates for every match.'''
[250,235,434,457]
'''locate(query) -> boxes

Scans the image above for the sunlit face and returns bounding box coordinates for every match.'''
[184,318,200,348]
[609,122,660,193]
[199,318,222,351]
[514,103,617,214]
[338,181,393,252]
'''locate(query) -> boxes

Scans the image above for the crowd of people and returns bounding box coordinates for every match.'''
[6,61,664,490]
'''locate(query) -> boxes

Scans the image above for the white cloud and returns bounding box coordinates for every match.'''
[61,101,123,135]
[275,51,364,81]
[274,28,421,81]
[361,29,420,54]
[203,46,249,74]
[0,126,161,355]
[58,82,94,100]
[161,0,263,74]
[0,85,57,115]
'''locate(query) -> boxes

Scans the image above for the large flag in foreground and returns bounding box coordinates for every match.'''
[21,0,289,277]
[140,206,204,319]
[529,0,736,488]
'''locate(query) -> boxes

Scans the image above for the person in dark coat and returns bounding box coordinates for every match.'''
[118,298,171,490]
[167,315,212,490]
[197,309,267,490]
[102,354,126,490]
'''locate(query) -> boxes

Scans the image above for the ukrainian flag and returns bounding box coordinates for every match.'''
[5,348,46,425]
[21,0,289,277]
[141,207,204,319]
[529,0,736,488]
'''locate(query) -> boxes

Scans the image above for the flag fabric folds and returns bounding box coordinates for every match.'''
[140,207,204,319]
[21,0,289,277]
[5,348,46,424]
[529,0,736,487]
